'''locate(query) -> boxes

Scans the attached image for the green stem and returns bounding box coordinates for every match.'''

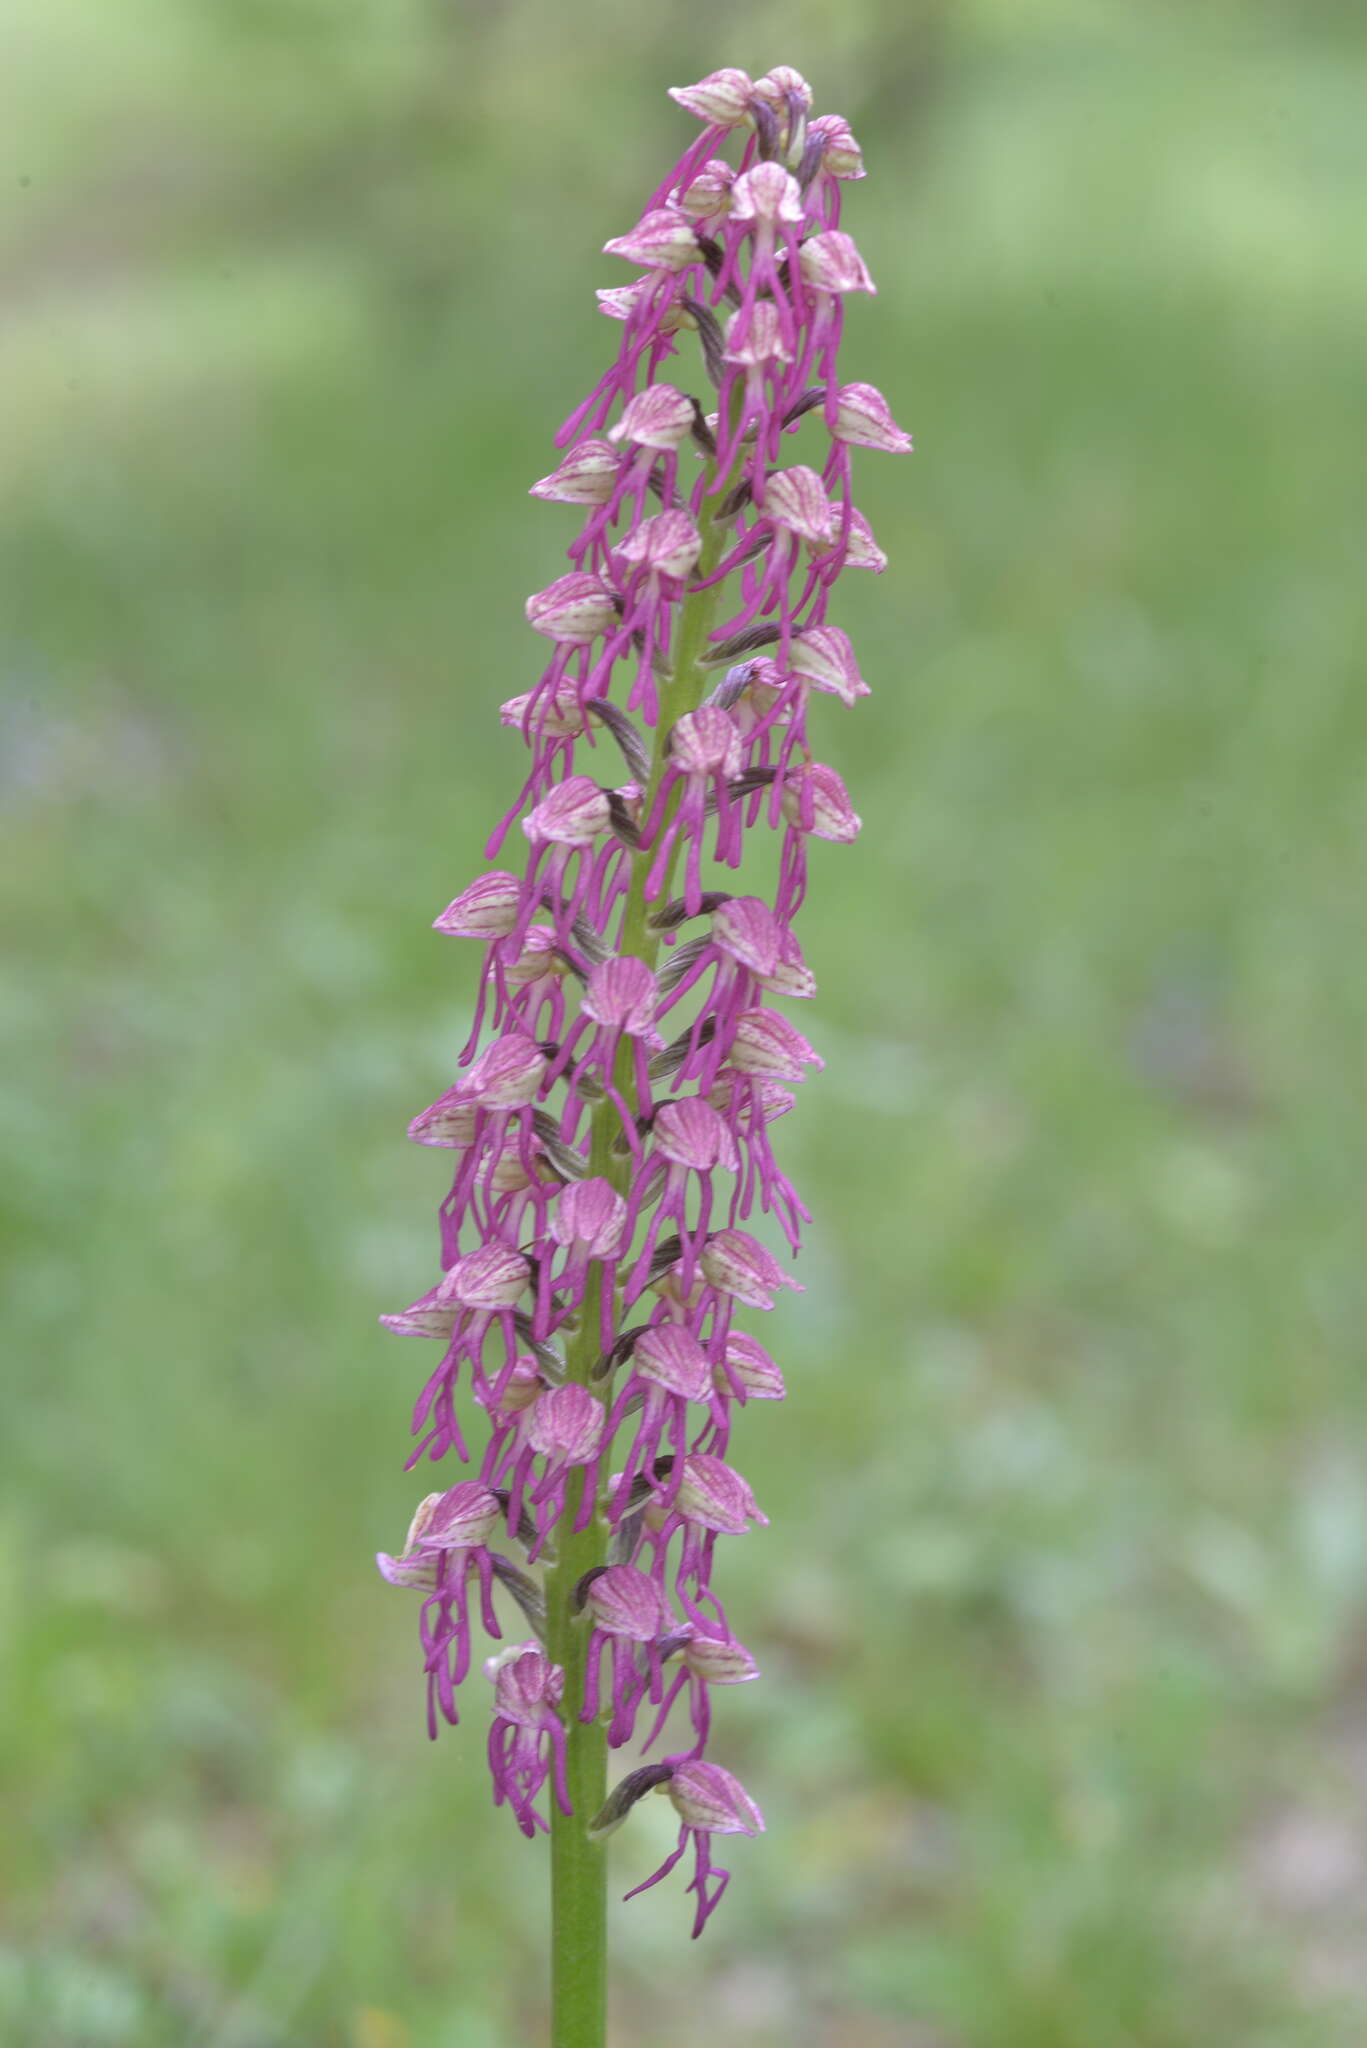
[544,481,730,2048]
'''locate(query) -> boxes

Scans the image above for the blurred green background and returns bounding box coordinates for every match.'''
[5,1,1367,2042]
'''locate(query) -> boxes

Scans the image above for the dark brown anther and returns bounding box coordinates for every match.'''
[694,234,742,308]
[489,1554,547,1637]
[655,936,712,1003]
[571,1563,611,1613]
[512,1314,568,1381]
[645,1234,685,1285]
[704,622,783,667]
[492,1487,542,1552]
[586,697,650,785]
[648,892,733,931]
[591,1322,651,1383]
[689,395,717,458]
[683,298,727,388]
[588,1763,678,1841]
[782,385,826,428]
[728,766,778,798]
[604,789,642,849]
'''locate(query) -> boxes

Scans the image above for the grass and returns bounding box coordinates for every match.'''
[3,2,1367,2041]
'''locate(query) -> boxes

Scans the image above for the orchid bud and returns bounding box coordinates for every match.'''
[752,67,813,120]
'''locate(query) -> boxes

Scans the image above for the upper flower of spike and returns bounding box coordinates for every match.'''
[752,66,812,121]
[807,113,865,180]
[667,69,754,127]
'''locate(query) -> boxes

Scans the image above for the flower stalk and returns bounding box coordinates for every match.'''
[373,61,906,2044]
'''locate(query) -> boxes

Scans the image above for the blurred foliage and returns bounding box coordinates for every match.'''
[4,1,1367,2043]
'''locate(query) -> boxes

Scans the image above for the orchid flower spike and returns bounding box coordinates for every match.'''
[375,61,903,1948]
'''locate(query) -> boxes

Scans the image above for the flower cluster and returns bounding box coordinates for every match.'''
[377,62,904,1936]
